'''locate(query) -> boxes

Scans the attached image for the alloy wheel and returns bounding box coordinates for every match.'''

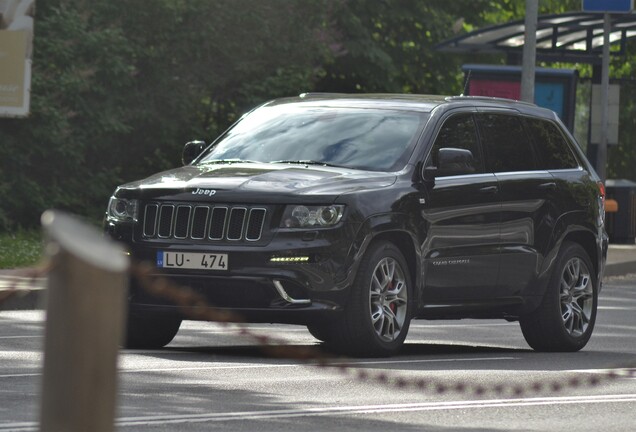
[368,257,408,342]
[560,257,593,337]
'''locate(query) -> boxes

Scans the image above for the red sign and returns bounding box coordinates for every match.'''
[469,79,521,101]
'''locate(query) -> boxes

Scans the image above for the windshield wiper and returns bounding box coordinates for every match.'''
[271,160,347,168]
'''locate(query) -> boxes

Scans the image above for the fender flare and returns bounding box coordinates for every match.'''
[343,212,423,304]
[538,210,601,293]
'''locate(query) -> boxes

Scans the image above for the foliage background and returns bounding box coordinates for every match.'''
[2,0,633,231]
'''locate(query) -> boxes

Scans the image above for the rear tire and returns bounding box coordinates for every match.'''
[125,311,182,349]
[520,241,597,352]
[322,241,412,357]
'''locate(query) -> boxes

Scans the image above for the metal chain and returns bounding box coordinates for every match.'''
[0,262,51,303]
[130,261,636,397]
[2,261,635,398]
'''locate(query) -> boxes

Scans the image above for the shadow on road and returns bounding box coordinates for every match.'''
[126,341,636,375]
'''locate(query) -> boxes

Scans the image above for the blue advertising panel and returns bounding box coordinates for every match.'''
[535,82,565,119]
[582,0,633,13]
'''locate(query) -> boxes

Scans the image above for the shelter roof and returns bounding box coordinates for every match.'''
[436,12,636,63]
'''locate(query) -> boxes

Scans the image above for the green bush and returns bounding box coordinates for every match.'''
[0,230,43,268]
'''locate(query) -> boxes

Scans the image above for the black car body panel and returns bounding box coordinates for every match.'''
[106,94,607,351]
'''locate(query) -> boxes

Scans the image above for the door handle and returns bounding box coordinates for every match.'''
[538,182,557,190]
[479,186,499,194]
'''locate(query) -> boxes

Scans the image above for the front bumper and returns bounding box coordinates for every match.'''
[107,221,359,324]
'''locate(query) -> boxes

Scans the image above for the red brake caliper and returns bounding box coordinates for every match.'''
[388,279,396,313]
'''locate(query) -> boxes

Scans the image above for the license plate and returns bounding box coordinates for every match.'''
[157,251,228,271]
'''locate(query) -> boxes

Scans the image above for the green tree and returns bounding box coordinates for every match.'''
[0,1,136,228]
[2,0,626,232]
[317,0,490,94]
[315,0,582,95]
[0,0,330,229]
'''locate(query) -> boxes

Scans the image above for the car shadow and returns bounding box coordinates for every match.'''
[127,340,636,375]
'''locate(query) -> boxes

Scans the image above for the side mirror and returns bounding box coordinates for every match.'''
[437,148,475,176]
[182,140,207,165]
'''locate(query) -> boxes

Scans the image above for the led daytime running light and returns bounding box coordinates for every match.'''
[270,256,310,263]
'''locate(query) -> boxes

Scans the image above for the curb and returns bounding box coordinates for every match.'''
[604,261,636,278]
[605,244,636,278]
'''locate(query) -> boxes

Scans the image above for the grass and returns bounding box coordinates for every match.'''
[0,230,43,269]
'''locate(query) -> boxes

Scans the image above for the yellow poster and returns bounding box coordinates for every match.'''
[0,30,27,109]
[0,0,34,117]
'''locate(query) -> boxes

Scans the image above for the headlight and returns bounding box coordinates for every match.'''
[281,205,344,228]
[107,197,138,222]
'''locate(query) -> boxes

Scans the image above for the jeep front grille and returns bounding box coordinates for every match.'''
[142,203,267,242]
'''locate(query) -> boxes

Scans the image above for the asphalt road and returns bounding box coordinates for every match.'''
[1,275,636,431]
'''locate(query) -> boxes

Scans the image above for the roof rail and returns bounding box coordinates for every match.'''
[445,95,538,107]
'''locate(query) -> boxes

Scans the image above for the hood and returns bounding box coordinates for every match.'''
[115,162,397,202]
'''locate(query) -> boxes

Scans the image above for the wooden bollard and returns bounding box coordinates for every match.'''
[39,211,128,432]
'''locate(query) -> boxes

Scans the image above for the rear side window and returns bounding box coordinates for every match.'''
[524,118,579,170]
[478,113,536,173]
[429,113,483,176]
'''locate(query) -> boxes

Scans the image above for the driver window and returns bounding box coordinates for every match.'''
[429,113,483,176]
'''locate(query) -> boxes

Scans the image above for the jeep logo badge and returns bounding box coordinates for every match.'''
[191,188,216,196]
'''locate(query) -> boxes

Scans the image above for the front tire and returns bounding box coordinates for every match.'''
[323,241,412,357]
[520,241,598,352]
[306,322,330,342]
[125,310,182,349]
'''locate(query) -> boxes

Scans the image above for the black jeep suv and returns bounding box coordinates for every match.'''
[105,94,608,357]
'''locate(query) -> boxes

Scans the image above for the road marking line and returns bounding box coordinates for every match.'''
[568,368,636,377]
[0,356,516,379]
[598,306,636,310]
[114,394,636,425]
[0,275,46,292]
[0,373,40,378]
[117,356,517,373]
[3,394,636,430]
[5,363,632,380]
[0,335,42,339]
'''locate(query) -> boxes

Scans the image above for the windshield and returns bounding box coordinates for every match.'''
[198,105,428,171]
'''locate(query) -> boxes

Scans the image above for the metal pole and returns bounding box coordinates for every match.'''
[520,0,538,103]
[596,13,611,183]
